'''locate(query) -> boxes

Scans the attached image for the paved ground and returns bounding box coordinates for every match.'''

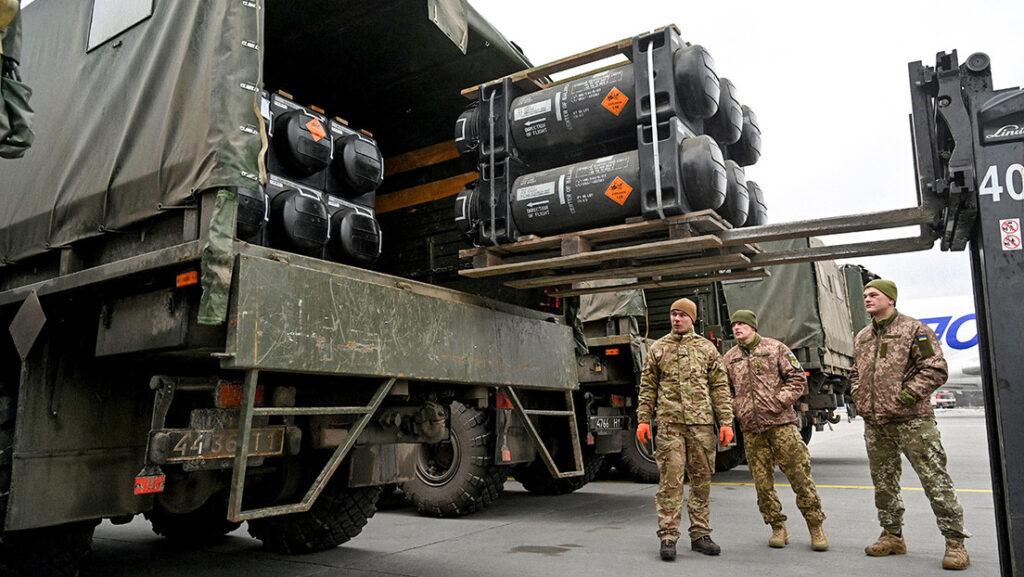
[84,409,998,576]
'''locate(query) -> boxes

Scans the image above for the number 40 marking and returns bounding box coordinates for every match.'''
[980,163,1024,202]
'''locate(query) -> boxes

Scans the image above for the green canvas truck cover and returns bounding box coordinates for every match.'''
[0,0,529,268]
[721,238,856,371]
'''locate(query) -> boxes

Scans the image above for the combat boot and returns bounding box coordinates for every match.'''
[864,529,907,556]
[691,535,721,556]
[659,539,676,561]
[808,523,829,551]
[942,539,969,570]
[768,524,788,548]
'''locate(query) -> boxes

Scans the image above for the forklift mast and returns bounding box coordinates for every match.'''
[909,50,1024,576]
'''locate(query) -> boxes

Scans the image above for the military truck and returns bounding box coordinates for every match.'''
[0,1,595,574]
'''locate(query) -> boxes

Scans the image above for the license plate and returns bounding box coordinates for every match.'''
[164,427,286,462]
[589,415,627,431]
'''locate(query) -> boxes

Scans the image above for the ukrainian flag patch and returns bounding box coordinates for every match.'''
[916,334,935,358]
[786,352,802,370]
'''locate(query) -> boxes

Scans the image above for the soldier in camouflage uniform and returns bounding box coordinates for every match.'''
[636,298,733,561]
[723,310,828,551]
[851,279,970,570]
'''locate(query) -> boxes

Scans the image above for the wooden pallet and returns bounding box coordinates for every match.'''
[458,210,765,294]
[460,25,679,100]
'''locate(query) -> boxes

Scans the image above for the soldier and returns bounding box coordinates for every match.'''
[636,297,734,561]
[851,279,970,570]
[722,310,828,551]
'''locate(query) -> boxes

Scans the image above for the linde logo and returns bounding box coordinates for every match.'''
[986,124,1024,141]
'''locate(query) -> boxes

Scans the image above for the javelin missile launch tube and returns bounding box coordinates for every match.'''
[455,44,723,166]
[508,134,727,236]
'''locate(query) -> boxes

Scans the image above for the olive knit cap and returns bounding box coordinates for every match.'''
[730,309,758,330]
[866,279,898,303]
[670,298,697,322]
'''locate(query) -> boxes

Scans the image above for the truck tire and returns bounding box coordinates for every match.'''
[619,422,659,483]
[145,492,242,541]
[800,423,814,444]
[400,401,505,518]
[246,482,381,554]
[714,425,745,472]
[0,521,98,577]
[513,447,604,496]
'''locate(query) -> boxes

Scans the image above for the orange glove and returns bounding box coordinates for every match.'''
[719,425,734,446]
[637,422,652,443]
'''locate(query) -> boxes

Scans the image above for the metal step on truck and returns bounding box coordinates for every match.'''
[0,1,596,574]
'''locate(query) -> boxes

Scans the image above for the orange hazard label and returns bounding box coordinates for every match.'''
[605,177,633,205]
[305,118,327,141]
[601,87,629,116]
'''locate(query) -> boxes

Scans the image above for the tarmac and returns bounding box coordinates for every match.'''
[84,408,998,576]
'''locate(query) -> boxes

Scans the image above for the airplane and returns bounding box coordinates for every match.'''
[897,295,981,390]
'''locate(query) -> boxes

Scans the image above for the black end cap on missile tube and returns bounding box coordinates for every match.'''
[717,160,750,228]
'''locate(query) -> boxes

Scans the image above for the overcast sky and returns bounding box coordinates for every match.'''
[470,0,1023,303]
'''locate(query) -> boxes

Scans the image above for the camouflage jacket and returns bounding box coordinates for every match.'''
[850,311,948,425]
[723,336,807,434]
[637,330,733,427]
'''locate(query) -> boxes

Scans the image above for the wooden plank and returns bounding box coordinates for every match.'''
[555,269,770,297]
[459,211,725,259]
[384,141,461,177]
[561,236,591,256]
[462,24,684,100]
[375,172,477,215]
[506,253,751,289]
[458,234,723,278]
[461,37,634,100]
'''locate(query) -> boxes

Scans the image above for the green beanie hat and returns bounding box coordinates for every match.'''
[730,309,758,330]
[866,279,898,303]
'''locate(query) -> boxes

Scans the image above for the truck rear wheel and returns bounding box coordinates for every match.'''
[714,425,745,472]
[401,401,505,518]
[619,422,659,483]
[145,491,242,541]
[247,482,381,554]
[800,423,814,444]
[0,521,98,577]
[513,447,604,496]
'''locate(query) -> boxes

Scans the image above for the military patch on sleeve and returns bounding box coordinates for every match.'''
[916,334,935,358]
[786,352,802,370]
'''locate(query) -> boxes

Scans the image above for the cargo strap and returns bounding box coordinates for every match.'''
[645,36,666,220]
[501,386,584,479]
[226,372,396,521]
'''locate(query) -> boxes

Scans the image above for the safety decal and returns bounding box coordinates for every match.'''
[786,352,802,370]
[1000,218,1021,251]
[601,87,629,116]
[306,118,327,142]
[604,176,633,205]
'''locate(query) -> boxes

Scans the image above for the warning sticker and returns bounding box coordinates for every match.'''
[306,118,327,142]
[601,87,629,116]
[1000,218,1021,251]
[604,177,633,206]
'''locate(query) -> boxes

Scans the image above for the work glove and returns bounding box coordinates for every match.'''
[637,422,652,443]
[899,389,918,407]
[719,425,734,446]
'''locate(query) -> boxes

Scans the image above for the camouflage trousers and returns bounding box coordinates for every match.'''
[864,418,970,540]
[654,423,716,542]
[744,424,826,528]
